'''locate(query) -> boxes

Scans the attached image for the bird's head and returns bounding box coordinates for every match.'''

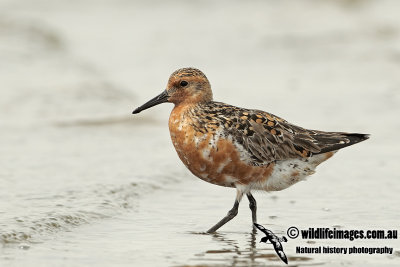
[260,236,268,243]
[132,67,213,114]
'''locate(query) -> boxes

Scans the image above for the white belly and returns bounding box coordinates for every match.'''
[257,152,336,191]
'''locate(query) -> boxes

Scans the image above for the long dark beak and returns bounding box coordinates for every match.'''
[132,90,169,114]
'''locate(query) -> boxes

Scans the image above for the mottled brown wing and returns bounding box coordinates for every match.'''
[196,102,368,166]
[230,109,369,166]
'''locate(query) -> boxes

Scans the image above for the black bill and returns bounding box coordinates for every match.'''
[132,90,169,114]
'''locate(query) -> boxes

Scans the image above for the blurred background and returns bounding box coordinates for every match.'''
[1,0,399,266]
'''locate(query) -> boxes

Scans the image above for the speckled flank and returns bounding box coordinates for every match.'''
[264,151,337,191]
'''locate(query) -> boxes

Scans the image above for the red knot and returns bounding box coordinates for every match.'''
[132,67,369,233]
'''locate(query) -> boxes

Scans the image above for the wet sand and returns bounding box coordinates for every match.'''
[3,174,399,266]
[1,0,400,266]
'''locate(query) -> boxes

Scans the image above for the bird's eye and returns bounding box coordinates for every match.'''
[180,80,188,87]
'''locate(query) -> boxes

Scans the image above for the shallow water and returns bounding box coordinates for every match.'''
[1,0,400,266]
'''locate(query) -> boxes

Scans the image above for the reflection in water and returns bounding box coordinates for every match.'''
[184,229,316,267]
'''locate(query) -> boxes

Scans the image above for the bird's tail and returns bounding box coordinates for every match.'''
[313,132,370,154]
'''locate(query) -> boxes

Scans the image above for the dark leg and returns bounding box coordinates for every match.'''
[207,190,243,233]
[247,193,257,224]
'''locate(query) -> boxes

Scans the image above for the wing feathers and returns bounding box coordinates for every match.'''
[196,102,369,166]
[235,110,369,165]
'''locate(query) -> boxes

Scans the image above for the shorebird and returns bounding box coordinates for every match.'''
[132,67,369,233]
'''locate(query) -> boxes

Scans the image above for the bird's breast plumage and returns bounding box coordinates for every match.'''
[168,103,275,188]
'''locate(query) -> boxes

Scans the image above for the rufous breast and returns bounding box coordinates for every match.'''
[168,104,274,188]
